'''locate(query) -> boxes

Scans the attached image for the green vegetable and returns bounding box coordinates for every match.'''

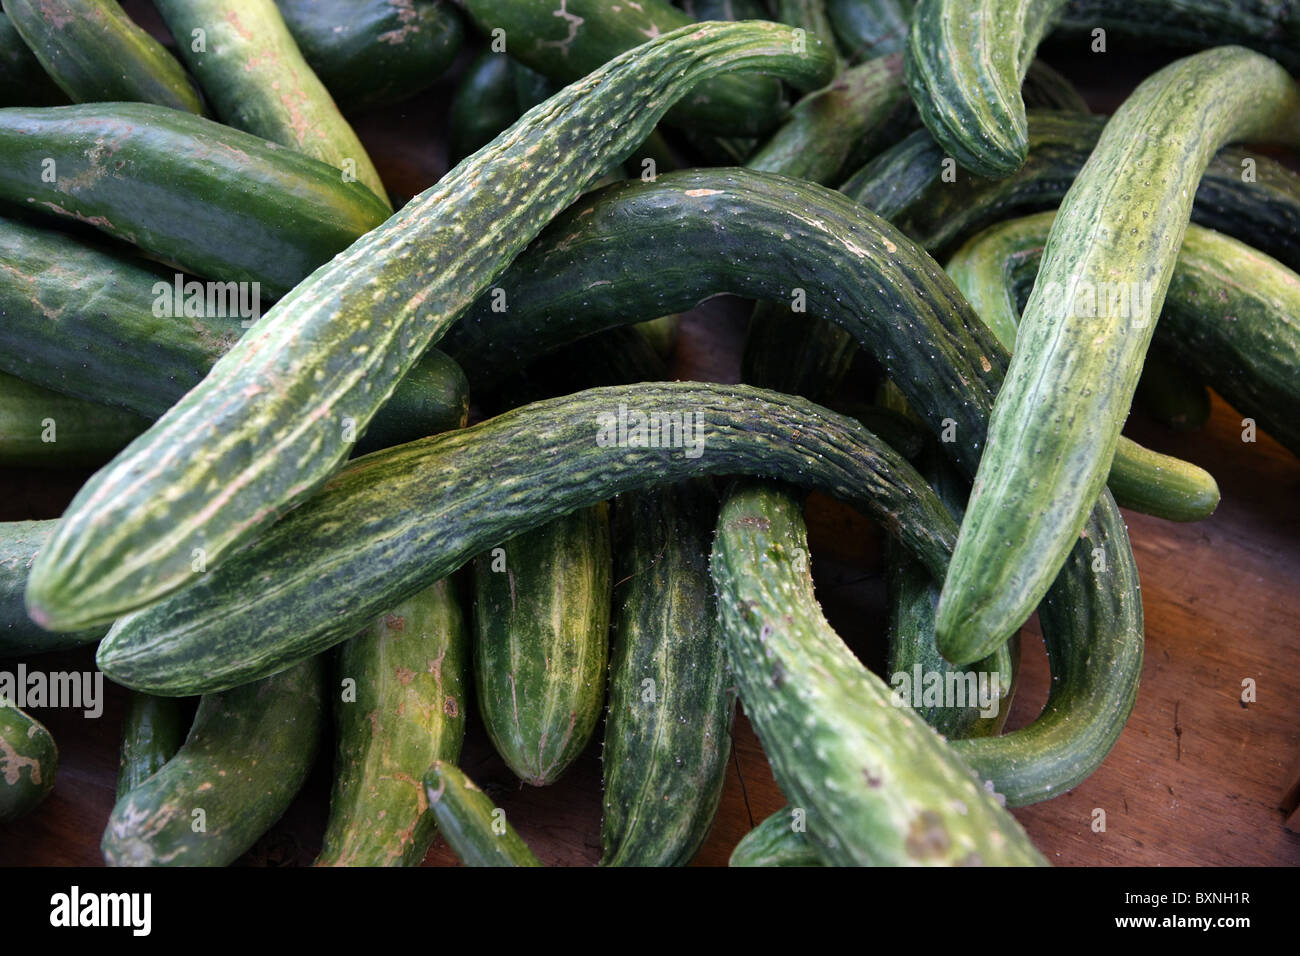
[1020,58,1087,113]
[116,693,188,799]
[0,700,56,821]
[827,0,913,59]
[0,371,146,467]
[730,808,824,866]
[423,761,542,867]
[0,12,66,106]
[1133,356,1211,433]
[1,520,104,658]
[447,50,518,163]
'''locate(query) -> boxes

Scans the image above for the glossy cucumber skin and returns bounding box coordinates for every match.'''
[0,11,67,106]
[0,103,391,298]
[472,506,610,787]
[317,578,469,866]
[0,520,104,658]
[826,0,913,59]
[601,483,731,867]
[0,215,469,453]
[155,0,388,206]
[26,22,835,633]
[730,808,824,866]
[941,48,1300,666]
[116,693,188,799]
[275,0,464,110]
[0,370,146,467]
[96,382,958,696]
[101,657,325,866]
[423,761,542,866]
[448,50,518,163]
[711,483,1047,866]
[1,0,204,112]
[0,700,56,820]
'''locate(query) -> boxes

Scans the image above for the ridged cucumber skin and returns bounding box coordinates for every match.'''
[730,808,824,866]
[0,700,56,820]
[423,762,542,866]
[0,370,146,467]
[154,0,388,207]
[904,0,1066,177]
[101,656,324,867]
[275,0,464,111]
[460,0,791,137]
[115,693,188,800]
[601,483,731,867]
[826,0,912,59]
[448,50,518,163]
[472,506,611,787]
[317,578,469,866]
[711,483,1047,866]
[1,0,204,112]
[95,382,958,696]
[941,48,1300,667]
[0,12,66,106]
[442,169,1212,519]
[26,21,835,633]
[1,521,104,657]
[0,103,391,298]
[0,215,469,453]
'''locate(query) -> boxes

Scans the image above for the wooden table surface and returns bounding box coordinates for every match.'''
[2,24,1299,867]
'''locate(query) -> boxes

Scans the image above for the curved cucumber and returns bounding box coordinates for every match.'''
[730,808,824,866]
[0,11,66,106]
[1,520,105,658]
[116,693,188,799]
[424,762,542,867]
[0,370,146,467]
[0,700,56,821]
[827,0,913,59]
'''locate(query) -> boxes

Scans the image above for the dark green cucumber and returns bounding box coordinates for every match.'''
[602,482,731,867]
[448,50,519,163]
[1020,58,1087,113]
[423,761,542,867]
[1,0,203,112]
[27,21,835,633]
[0,103,391,298]
[680,0,771,19]
[1,521,105,658]
[473,504,611,787]
[0,700,56,820]
[0,11,66,106]
[777,1,839,56]
[101,656,324,866]
[96,382,958,696]
[711,482,1047,866]
[0,215,469,453]
[275,0,464,110]
[941,48,1300,667]
[317,577,469,866]
[826,0,912,59]
[0,370,146,467]
[1133,356,1212,433]
[115,693,188,799]
[155,0,389,207]
[460,0,795,137]
[511,60,556,113]
[730,808,824,866]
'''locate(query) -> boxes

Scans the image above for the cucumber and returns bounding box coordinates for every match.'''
[680,0,770,19]
[317,577,470,866]
[1,520,105,658]
[448,50,519,163]
[155,0,389,207]
[602,482,731,867]
[711,482,1047,866]
[27,21,835,633]
[0,700,56,821]
[730,808,824,866]
[101,656,325,866]
[0,370,147,467]
[511,61,556,113]
[115,693,188,799]
[460,0,793,137]
[1,0,204,112]
[1132,356,1212,433]
[1020,58,1087,113]
[776,1,839,56]
[0,216,469,453]
[940,47,1300,667]
[0,103,391,298]
[95,382,959,696]
[0,11,66,106]
[275,0,464,110]
[827,0,913,59]
[423,761,542,867]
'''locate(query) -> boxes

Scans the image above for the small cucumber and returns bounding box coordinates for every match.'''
[1,520,105,658]
[0,370,147,468]
[0,699,56,821]
[730,808,824,867]
[116,693,188,799]
[423,761,542,867]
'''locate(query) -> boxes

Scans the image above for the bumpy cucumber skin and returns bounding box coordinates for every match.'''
[317,578,469,866]
[827,0,913,59]
[1,520,104,657]
[96,382,957,696]
[941,48,1300,667]
[711,483,1047,866]
[904,0,1066,177]
[448,50,518,163]
[275,0,464,110]
[473,505,611,787]
[155,0,388,207]
[116,693,188,800]
[730,808,824,866]
[0,370,146,467]
[1,0,204,112]
[101,657,324,867]
[424,761,542,866]
[601,483,731,867]
[0,12,66,106]
[0,701,56,820]
[26,22,835,633]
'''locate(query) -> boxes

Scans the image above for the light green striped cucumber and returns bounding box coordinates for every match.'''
[116,693,188,799]
[317,577,469,866]
[155,0,389,207]
[711,482,1047,866]
[473,504,611,787]
[27,21,835,633]
[1,0,204,112]
[101,657,324,866]
[424,761,542,867]
[940,47,1300,667]
[0,370,147,467]
[602,482,731,867]
[1,520,105,658]
[0,699,56,820]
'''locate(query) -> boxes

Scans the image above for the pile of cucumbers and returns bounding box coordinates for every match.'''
[1,0,1297,867]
